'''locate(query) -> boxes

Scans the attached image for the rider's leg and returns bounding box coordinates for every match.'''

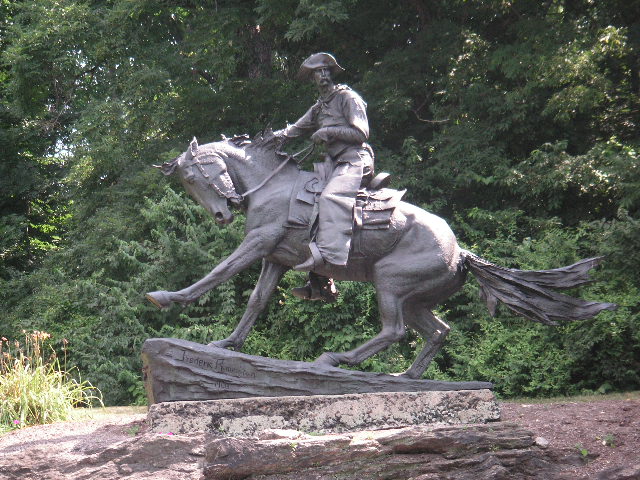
[315,161,362,265]
[294,148,370,270]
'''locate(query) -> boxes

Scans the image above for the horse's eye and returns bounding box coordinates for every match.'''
[184,171,195,184]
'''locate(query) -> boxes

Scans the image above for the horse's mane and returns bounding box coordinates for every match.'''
[222,130,289,170]
[156,130,288,175]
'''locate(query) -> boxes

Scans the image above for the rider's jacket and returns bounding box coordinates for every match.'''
[280,85,370,160]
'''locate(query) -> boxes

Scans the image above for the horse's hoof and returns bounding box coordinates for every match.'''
[145,291,172,309]
[208,339,237,350]
[313,352,341,367]
[398,370,421,379]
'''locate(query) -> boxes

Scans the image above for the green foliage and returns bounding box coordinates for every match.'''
[503,138,639,223]
[270,0,354,42]
[576,444,589,459]
[1,0,639,404]
[602,434,616,447]
[0,331,102,433]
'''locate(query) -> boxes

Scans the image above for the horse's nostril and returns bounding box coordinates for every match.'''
[215,212,224,221]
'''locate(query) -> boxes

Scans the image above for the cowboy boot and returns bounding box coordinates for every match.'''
[291,274,339,303]
[313,274,339,302]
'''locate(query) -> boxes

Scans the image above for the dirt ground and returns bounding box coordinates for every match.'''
[500,393,640,479]
[0,394,638,479]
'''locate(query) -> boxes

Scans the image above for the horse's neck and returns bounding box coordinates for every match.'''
[225,147,299,208]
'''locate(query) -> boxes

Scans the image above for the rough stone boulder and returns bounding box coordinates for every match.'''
[202,423,571,479]
[0,416,584,479]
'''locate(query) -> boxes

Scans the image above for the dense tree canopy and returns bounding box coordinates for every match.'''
[1,0,638,404]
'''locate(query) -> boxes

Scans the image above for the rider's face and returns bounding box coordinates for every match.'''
[312,67,333,89]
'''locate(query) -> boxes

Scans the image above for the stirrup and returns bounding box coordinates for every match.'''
[293,243,324,272]
[291,283,313,300]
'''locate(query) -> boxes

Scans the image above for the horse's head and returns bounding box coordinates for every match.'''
[155,137,240,225]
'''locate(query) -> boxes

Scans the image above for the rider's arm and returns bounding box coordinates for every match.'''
[275,103,318,139]
[311,125,366,144]
[341,90,369,139]
[311,91,369,145]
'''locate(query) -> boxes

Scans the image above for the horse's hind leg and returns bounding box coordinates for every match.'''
[401,297,450,379]
[314,290,406,367]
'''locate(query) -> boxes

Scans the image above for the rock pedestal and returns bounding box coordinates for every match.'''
[141,337,493,404]
[142,338,555,479]
[148,389,500,436]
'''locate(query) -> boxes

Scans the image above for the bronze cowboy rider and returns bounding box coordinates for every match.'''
[275,52,374,301]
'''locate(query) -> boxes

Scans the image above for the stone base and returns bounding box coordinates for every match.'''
[148,389,500,436]
[142,338,493,403]
[201,422,567,480]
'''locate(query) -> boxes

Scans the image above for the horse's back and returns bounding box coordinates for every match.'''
[398,201,459,260]
[358,201,458,259]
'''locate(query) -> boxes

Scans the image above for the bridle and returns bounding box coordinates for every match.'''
[182,141,315,205]
[181,151,243,205]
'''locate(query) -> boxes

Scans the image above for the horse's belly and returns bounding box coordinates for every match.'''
[265,227,311,267]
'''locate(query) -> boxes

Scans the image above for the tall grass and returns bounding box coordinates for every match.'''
[0,331,103,433]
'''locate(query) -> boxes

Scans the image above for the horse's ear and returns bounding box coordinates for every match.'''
[184,137,197,162]
[152,157,178,176]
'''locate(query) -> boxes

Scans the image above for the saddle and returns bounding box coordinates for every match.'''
[285,162,406,258]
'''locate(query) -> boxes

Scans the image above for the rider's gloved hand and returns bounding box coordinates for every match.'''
[311,129,328,144]
[273,128,287,139]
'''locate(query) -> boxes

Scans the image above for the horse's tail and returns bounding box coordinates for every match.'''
[461,250,617,325]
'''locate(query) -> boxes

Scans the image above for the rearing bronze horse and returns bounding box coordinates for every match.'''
[146,133,615,378]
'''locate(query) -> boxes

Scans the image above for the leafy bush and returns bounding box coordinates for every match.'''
[0,331,102,433]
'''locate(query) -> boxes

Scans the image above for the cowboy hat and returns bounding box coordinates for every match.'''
[296,52,345,81]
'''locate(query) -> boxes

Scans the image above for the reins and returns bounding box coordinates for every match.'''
[238,143,314,201]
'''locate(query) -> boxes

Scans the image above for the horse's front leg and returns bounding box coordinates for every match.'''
[209,259,288,350]
[146,230,276,308]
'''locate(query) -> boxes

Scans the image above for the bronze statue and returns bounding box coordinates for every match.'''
[147,124,616,378]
